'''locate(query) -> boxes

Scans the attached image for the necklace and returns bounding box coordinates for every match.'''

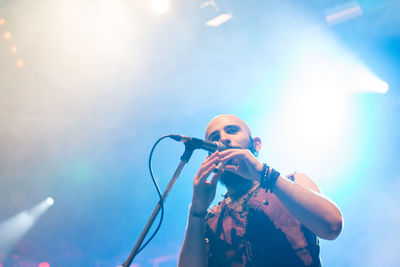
[225,182,259,204]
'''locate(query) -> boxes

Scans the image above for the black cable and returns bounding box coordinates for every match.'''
[134,135,173,256]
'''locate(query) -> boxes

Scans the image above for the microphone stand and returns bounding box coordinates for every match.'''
[122,142,196,267]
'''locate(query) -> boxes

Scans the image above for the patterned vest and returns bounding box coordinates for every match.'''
[205,177,321,267]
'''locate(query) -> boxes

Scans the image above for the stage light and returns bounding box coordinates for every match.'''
[0,18,4,25]
[348,64,390,94]
[3,31,11,40]
[325,1,363,25]
[205,14,233,27]
[38,262,50,267]
[16,60,24,68]
[46,197,54,206]
[0,198,54,262]
[376,81,388,94]
[9,46,17,54]
[152,0,168,13]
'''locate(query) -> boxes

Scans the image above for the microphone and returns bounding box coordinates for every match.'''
[169,135,227,153]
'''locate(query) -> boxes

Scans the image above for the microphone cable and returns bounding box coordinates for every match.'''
[134,134,173,256]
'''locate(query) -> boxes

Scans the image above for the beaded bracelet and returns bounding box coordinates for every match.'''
[189,205,207,218]
[260,163,269,189]
[267,168,280,193]
[260,163,280,193]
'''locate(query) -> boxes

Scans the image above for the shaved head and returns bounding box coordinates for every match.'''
[205,114,253,139]
[204,114,260,187]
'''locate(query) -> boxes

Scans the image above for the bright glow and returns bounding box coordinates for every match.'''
[263,81,352,178]
[200,1,220,11]
[38,262,50,267]
[3,31,11,40]
[16,60,24,68]
[46,197,54,206]
[346,63,390,94]
[205,14,233,27]
[253,27,383,195]
[325,1,363,25]
[0,198,53,262]
[9,46,17,54]
[377,81,388,94]
[152,0,168,13]
[0,18,4,25]
[289,35,389,95]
